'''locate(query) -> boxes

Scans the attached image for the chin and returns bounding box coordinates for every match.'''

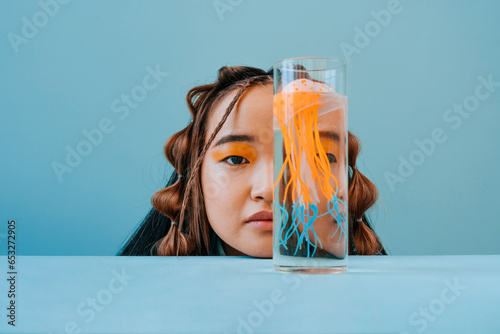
[249,250,272,259]
[243,239,273,258]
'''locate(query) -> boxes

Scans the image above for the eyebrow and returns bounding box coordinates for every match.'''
[212,131,339,148]
[213,134,255,148]
[319,131,340,142]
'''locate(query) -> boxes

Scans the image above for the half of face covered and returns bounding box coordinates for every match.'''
[274,78,348,258]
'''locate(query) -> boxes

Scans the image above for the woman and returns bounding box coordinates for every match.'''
[117,65,386,257]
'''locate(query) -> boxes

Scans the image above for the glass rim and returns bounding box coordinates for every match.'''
[273,57,346,71]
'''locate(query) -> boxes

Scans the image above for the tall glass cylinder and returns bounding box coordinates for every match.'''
[272,57,348,274]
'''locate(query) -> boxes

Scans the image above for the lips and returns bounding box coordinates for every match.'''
[246,210,273,231]
[247,210,273,222]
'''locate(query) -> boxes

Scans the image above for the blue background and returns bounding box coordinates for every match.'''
[1,0,499,255]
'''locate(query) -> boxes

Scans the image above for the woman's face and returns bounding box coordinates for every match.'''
[201,84,274,257]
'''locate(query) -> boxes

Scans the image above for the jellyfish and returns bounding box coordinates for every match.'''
[273,78,348,258]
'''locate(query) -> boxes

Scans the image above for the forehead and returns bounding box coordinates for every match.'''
[206,85,274,144]
[316,107,347,135]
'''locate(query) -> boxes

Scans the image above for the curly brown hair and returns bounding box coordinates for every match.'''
[118,65,386,256]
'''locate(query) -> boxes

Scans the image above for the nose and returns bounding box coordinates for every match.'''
[250,158,274,203]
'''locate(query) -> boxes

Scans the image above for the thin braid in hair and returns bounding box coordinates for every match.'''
[177,80,252,239]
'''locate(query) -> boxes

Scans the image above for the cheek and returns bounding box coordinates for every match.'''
[331,162,347,186]
[201,161,246,229]
[201,161,236,203]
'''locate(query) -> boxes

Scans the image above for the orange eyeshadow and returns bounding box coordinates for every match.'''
[211,143,257,162]
[320,139,339,155]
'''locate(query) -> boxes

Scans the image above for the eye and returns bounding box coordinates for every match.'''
[318,153,337,164]
[223,155,249,166]
[326,153,337,164]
